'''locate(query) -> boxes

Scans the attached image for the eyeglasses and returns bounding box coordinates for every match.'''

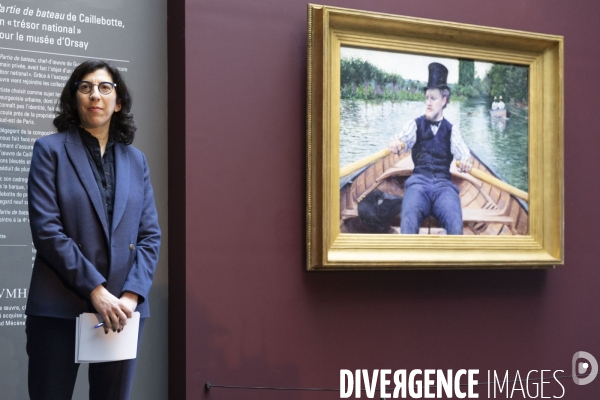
[75,81,117,95]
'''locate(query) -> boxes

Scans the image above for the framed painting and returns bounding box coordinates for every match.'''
[306,4,564,270]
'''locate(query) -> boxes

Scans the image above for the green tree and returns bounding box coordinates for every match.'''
[505,65,528,102]
[389,73,402,94]
[361,60,375,93]
[485,63,528,103]
[373,69,386,95]
[340,58,364,96]
[458,59,475,86]
[340,57,414,101]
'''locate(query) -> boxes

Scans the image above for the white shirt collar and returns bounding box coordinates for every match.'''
[431,117,444,135]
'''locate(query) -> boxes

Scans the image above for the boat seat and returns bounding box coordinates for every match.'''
[461,208,514,224]
[418,227,447,235]
[342,208,514,224]
[341,209,359,219]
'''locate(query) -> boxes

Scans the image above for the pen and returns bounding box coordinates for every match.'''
[94,322,105,329]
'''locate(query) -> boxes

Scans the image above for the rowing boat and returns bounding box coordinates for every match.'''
[490,109,508,119]
[339,150,529,235]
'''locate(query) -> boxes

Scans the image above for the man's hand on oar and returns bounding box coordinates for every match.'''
[455,160,528,201]
[387,138,406,154]
[457,156,473,174]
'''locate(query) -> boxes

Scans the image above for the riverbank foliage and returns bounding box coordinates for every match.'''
[340,57,528,106]
[340,58,424,102]
[486,63,528,105]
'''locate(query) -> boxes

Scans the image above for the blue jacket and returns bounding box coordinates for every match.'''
[26,128,161,319]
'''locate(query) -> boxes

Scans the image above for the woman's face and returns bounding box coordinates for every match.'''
[76,68,121,135]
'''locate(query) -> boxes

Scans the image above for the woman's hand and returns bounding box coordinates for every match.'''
[120,292,139,315]
[90,285,134,333]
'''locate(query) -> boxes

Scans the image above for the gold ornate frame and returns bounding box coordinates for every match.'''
[306,4,564,270]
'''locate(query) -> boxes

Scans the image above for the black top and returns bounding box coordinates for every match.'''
[411,116,454,180]
[78,127,116,235]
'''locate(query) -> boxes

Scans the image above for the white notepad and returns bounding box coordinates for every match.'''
[75,312,140,363]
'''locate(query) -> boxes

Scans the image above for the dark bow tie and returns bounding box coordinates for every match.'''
[428,120,441,127]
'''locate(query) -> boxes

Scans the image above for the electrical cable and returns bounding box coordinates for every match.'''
[206,372,597,393]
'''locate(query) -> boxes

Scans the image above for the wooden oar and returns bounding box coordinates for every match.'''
[339,149,391,178]
[340,149,529,202]
[455,161,529,202]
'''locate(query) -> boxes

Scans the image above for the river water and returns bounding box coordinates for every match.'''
[340,98,529,191]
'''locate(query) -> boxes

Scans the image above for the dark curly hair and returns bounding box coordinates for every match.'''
[53,59,136,145]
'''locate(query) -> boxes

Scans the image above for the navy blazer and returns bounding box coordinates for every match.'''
[26,128,161,319]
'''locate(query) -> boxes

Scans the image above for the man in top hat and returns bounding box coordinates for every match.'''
[388,62,473,234]
[491,96,499,110]
[497,95,505,110]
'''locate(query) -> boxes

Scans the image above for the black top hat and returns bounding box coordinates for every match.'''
[423,62,449,92]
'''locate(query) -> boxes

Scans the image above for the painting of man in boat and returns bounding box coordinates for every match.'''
[339,48,529,235]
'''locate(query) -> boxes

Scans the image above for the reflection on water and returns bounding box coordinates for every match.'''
[340,99,529,191]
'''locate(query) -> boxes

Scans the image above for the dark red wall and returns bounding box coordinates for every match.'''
[169,0,600,398]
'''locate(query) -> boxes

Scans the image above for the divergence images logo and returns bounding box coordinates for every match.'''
[572,351,598,385]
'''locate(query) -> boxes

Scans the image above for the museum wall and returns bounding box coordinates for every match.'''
[169,0,600,398]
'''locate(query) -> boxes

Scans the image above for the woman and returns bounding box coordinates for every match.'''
[25,60,161,400]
